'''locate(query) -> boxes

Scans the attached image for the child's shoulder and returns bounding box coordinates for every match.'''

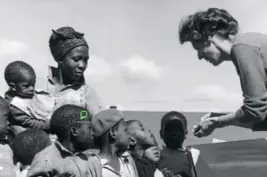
[35,143,62,160]
[30,144,59,165]
[161,147,186,156]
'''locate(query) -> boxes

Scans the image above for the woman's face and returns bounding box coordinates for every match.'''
[191,40,224,66]
[60,46,89,81]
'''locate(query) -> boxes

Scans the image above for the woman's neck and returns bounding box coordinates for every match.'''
[211,32,242,59]
[55,67,73,86]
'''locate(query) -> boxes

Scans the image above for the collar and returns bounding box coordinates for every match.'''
[100,151,131,165]
[47,66,85,91]
[100,157,121,176]
[54,141,88,160]
[121,151,130,158]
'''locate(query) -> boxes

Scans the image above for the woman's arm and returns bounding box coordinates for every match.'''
[217,44,267,129]
[85,85,105,117]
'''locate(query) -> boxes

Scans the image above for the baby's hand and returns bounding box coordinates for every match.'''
[161,168,175,177]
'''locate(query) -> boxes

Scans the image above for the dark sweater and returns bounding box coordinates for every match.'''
[230,33,267,130]
[131,152,156,177]
[158,148,193,177]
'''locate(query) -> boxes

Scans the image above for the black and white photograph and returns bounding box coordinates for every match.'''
[0,0,267,177]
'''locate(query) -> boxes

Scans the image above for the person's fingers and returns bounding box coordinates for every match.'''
[192,124,201,133]
[161,168,173,177]
[174,175,182,177]
[166,169,174,177]
[201,112,211,121]
[194,129,205,138]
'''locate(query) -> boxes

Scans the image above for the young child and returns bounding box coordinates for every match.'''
[158,111,195,177]
[144,133,160,164]
[4,61,54,136]
[93,109,138,177]
[11,129,51,177]
[27,104,101,177]
[126,120,167,177]
[126,120,145,131]
[126,120,158,177]
[0,96,16,177]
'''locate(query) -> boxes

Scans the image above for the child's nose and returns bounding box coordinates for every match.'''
[29,86,34,91]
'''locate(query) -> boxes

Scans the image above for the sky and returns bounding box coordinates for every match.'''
[0,0,266,112]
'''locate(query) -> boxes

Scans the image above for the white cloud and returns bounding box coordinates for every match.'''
[177,108,225,112]
[85,55,114,83]
[194,84,242,102]
[119,56,162,83]
[0,39,29,55]
[179,84,243,112]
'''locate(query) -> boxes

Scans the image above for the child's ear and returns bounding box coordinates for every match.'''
[159,129,163,139]
[70,127,78,137]
[9,82,16,91]
[129,136,137,146]
[109,128,116,139]
[184,130,188,140]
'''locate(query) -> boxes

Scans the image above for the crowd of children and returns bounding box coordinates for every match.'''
[0,26,196,177]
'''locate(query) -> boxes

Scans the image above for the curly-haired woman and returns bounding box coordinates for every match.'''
[179,8,267,137]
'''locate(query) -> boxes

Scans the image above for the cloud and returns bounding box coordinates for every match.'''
[180,84,243,112]
[119,56,162,83]
[178,108,225,112]
[0,39,29,55]
[85,55,114,83]
[193,84,242,102]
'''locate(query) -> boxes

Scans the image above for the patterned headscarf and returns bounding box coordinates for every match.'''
[49,26,89,62]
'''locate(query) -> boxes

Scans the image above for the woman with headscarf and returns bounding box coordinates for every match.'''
[35,26,104,117]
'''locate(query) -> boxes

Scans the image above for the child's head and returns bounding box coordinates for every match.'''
[4,61,36,98]
[126,120,144,149]
[0,97,9,140]
[126,120,145,132]
[160,111,188,149]
[144,133,160,163]
[11,129,51,166]
[126,120,158,159]
[50,104,93,152]
[93,109,130,154]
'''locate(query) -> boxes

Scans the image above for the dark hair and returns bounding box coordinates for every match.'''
[11,129,51,165]
[4,61,36,85]
[161,111,187,130]
[50,104,91,141]
[179,8,239,44]
[49,26,88,61]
